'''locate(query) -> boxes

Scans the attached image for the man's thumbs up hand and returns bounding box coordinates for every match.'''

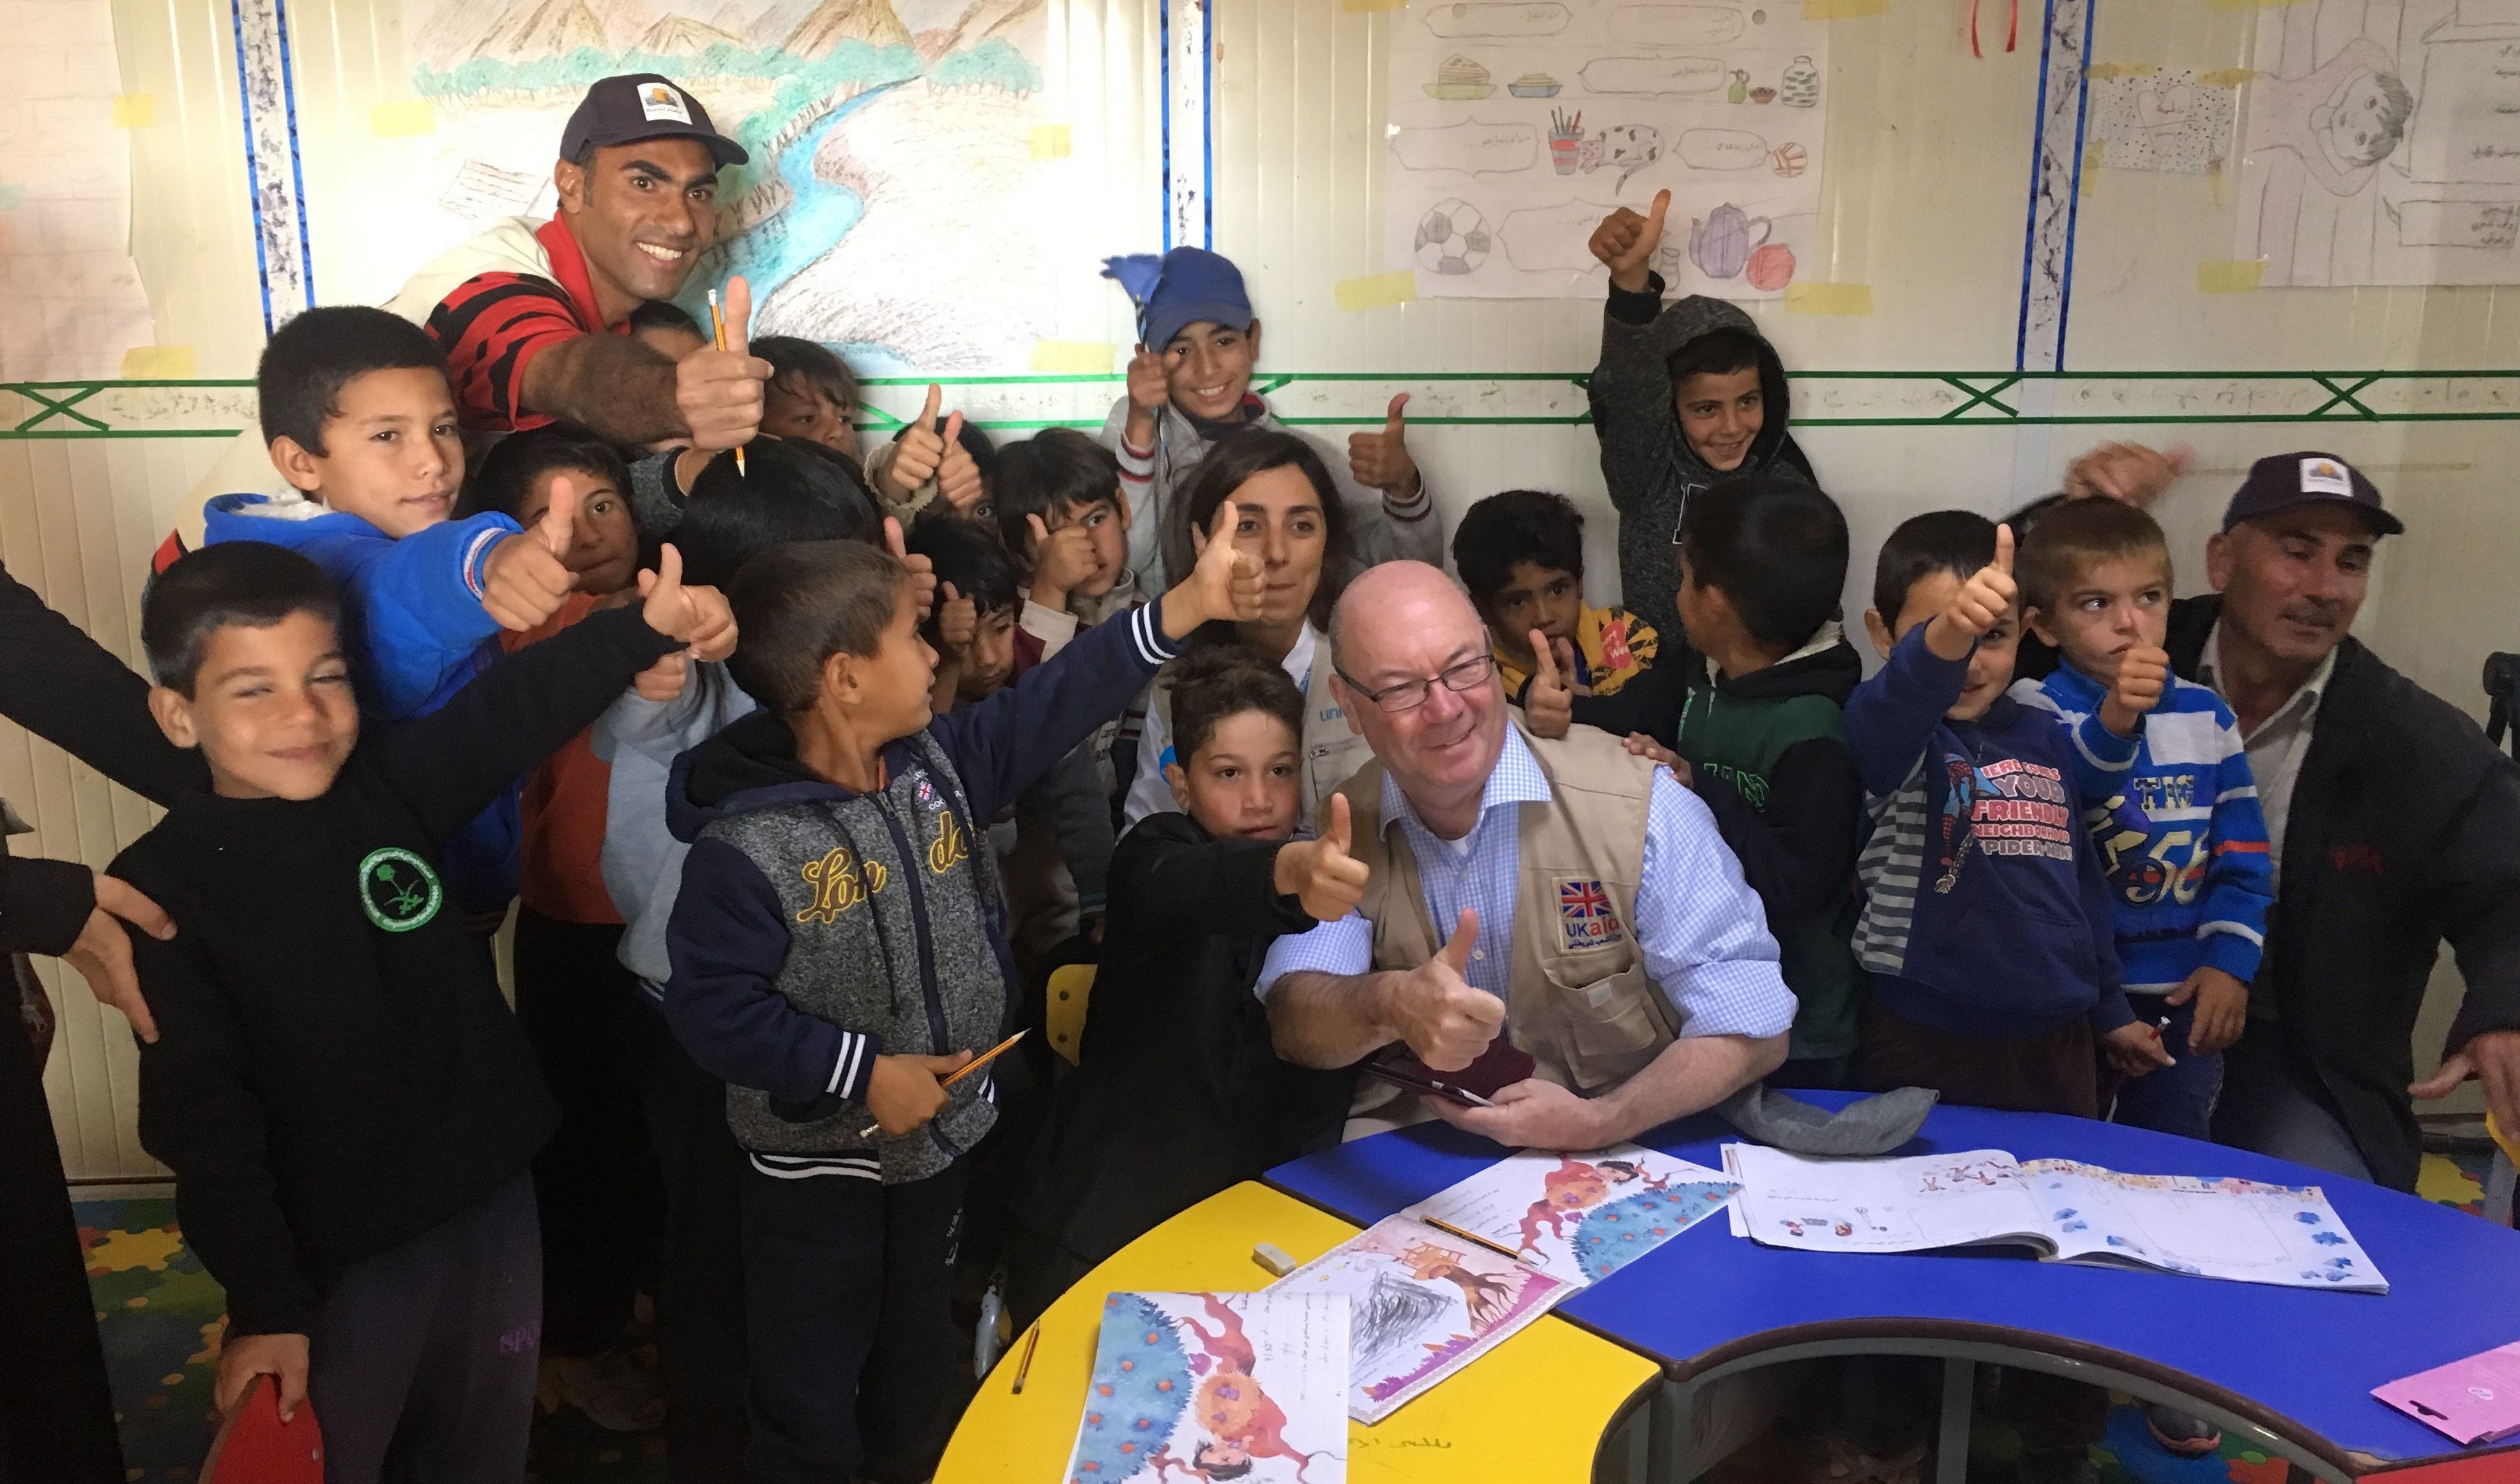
[1391,907,1503,1072]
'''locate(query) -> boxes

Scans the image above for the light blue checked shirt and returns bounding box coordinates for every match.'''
[1258,729,1795,1040]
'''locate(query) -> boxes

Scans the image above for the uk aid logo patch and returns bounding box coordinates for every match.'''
[1557,878,1625,952]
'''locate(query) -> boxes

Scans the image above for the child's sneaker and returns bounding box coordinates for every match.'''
[541,1347,667,1434]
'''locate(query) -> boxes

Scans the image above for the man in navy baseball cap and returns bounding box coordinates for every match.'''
[2219,450,2404,536]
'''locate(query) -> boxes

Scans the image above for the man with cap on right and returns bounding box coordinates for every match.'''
[2159,451,2520,1192]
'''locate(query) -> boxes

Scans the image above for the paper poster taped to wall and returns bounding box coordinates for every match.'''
[386,0,1056,371]
[2237,0,2520,285]
[1382,1,1828,300]
[2089,68,2236,176]
[1,0,155,377]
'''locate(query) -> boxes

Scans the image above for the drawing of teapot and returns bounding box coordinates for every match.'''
[1690,203,1772,280]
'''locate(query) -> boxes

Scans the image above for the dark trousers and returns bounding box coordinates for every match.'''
[0,1015,121,1484]
[307,1172,542,1484]
[621,995,752,1483]
[1855,1001,2109,1450]
[740,1162,969,1484]
[512,908,661,1358]
[2109,992,2222,1144]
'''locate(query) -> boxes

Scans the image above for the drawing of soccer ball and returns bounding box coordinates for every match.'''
[1415,198,1491,275]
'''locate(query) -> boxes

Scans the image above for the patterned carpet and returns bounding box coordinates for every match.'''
[80,1150,2501,1483]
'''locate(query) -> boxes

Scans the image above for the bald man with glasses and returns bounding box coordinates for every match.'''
[1260,561,1794,1149]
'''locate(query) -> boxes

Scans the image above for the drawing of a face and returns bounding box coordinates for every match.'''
[1193,1441,1255,1479]
[2315,67,2411,168]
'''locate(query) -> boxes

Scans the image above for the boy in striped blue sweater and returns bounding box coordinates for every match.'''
[2013,498,2273,1144]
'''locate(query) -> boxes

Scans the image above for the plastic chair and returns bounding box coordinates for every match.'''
[2486,1109,2516,1229]
[1045,963,1095,1065]
[201,1374,324,1484]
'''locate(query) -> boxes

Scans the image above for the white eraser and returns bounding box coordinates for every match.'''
[1252,1242,1296,1276]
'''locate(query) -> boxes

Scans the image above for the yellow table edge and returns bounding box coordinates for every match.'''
[938,1181,1660,1483]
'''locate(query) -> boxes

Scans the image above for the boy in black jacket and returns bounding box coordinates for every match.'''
[118,540,729,1483]
[1006,649,1363,1328]
[661,504,1260,1484]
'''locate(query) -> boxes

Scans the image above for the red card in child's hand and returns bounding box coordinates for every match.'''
[201,1373,324,1484]
[1389,1040,1537,1102]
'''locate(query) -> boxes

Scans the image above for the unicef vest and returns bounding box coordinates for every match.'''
[1338,723,1678,1097]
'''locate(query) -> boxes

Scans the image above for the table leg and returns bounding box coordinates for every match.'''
[2487,1149,2515,1227]
[1937,1357,1975,1484]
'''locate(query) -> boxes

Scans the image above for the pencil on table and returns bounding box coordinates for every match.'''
[707,287,747,478]
[1010,1325,1041,1395]
[1423,1216,1526,1264]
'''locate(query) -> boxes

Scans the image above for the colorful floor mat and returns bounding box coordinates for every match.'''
[82,1149,2501,1482]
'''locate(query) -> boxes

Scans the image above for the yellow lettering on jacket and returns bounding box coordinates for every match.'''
[927,810,969,875]
[796,847,886,924]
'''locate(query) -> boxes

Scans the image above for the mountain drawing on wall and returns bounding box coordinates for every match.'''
[473,0,610,59]
[784,0,915,54]
[926,0,1042,56]
[634,14,750,54]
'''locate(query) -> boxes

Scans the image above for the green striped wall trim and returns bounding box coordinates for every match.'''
[13,370,2520,439]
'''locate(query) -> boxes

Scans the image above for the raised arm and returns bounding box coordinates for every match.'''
[503,275,769,450]
[1587,193,1679,513]
[0,560,203,805]
[1263,906,1501,1071]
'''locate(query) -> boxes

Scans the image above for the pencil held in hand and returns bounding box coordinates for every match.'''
[708,288,747,478]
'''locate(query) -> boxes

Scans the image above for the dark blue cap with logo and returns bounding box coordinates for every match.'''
[561,75,748,168]
[2222,451,2402,536]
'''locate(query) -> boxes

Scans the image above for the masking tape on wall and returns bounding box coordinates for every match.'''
[1030,341,1116,374]
[2197,260,2267,293]
[1029,125,1072,159]
[1340,0,1409,11]
[1805,0,1890,18]
[111,94,155,128]
[371,101,437,137]
[1785,282,1873,315]
[1335,271,1417,311]
[119,345,197,377]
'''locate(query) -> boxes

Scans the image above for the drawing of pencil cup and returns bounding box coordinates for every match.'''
[1690,203,1771,280]
[1781,56,1820,107]
[1549,123,1583,174]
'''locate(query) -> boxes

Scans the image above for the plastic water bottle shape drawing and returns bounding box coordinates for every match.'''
[1780,56,1821,108]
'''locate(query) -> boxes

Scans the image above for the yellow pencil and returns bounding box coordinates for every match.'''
[858,1029,1030,1139]
[1010,1324,1042,1395]
[1423,1216,1527,1264]
[707,287,747,478]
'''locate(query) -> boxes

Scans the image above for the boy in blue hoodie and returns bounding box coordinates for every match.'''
[1849,511,2173,1484]
[661,504,1259,1484]
[192,307,581,920]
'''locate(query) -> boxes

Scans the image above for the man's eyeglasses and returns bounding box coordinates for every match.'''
[1335,654,1499,713]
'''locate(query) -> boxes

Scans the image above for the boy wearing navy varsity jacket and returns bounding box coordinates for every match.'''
[662,510,1261,1484]
[2012,499,2273,1144]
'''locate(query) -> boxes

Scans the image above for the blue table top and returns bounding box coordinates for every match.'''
[1265,1092,2520,1470]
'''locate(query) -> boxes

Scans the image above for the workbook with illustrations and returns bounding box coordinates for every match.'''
[1399,1144,1740,1285]
[1062,1290,1349,1483]
[1266,1144,1737,1421]
[1726,1144,2386,1292]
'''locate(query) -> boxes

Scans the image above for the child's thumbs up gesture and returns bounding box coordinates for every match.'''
[1347,393,1421,499]
[1164,499,1264,638]
[1275,793,1373,922]
[677,275,770,451]
[1522,628,1574,739]
[2099,644,2171,738]
[636,543,736,660]
[884,385,952,501]
[1927,524,2017,661]
[482,474,581,632]
[1589,189,1671,293]
[935,411,986,514]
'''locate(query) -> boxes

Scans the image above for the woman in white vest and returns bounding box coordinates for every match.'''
[1122,430,1374,829]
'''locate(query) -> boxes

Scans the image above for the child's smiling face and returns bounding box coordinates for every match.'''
[1160,320,1260,423]
[2318,67,2406,167]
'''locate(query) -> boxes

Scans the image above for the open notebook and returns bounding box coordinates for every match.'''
[1727,1144,2387,1292]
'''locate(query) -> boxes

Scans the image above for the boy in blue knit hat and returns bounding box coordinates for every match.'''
[1098,247,1445,591]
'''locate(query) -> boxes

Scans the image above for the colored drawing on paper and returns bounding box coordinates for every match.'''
[1383,0,1826,299]
[1402,1144,1737,1286]
[384,0,1056,370]
[1272,1216,1572,1423]
[1061,1291,1349,1484]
